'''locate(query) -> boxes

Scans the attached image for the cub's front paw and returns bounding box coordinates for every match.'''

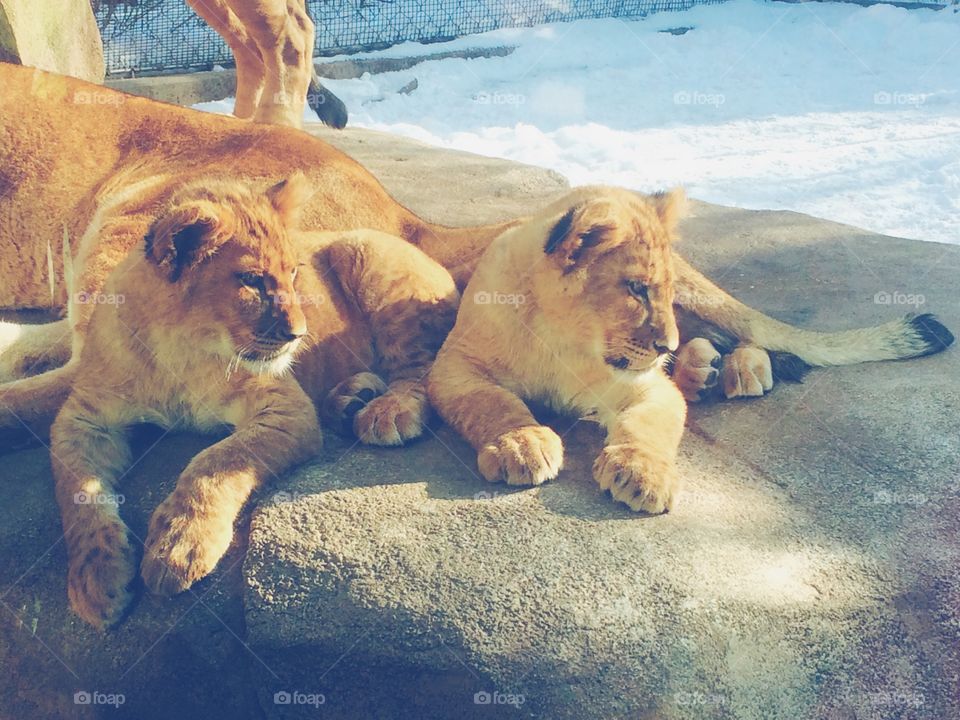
[672,338,721,402]
[140,502,233,597]
[593,444,679,514]
[477,426,563,486]
[721,346,773,399]
[354,389,428,446]
[67,527,138,630]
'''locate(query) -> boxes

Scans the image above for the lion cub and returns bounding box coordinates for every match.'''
[35,175,458,628]
[428,187,687,514]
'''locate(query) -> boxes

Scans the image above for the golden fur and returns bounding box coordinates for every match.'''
[428,185,955,511]
[429,187,688,513]
[1,65,953,622]
[20,175,458,628]
[184,0,348,129]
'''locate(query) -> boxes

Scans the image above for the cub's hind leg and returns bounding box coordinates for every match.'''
[322,230,461,447]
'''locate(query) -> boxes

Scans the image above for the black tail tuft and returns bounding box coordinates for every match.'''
[769,351,812,383]
[908,313,955,358]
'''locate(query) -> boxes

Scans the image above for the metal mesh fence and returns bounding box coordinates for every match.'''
[94,0,726,77]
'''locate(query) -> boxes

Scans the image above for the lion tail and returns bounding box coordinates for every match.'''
[673,255,954,367]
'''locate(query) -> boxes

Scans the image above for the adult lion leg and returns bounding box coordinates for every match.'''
[0,319,71,382]
[141,380,320,596]
[186,0,265,120]
[428,352,564,486]
[323,231,460,446]
[594,372,687,514]
[225,0,315,128]
[51,396,136,629]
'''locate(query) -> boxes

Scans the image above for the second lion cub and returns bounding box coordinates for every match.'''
[428,187,687,514]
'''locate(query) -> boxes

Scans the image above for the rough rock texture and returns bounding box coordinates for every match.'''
[1,126,957,720]
[246,130,960,720]
[0,0,104,83]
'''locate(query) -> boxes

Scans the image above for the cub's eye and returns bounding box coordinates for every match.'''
[237,272,263,288]
[626,279,649,301]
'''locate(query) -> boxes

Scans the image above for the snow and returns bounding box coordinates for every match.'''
[195,0,960,244]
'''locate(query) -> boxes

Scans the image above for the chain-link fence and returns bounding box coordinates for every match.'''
[94,0,726,77]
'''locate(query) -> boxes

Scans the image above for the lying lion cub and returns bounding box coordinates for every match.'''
[428,186,954,514]
[28,174,457,628]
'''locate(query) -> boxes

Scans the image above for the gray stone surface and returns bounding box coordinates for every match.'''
[2,125,957,720]
[246,133,960,720]
[0,0,104,83]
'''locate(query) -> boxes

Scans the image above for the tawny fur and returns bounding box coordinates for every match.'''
[428,187,689,514]
[15,175,458,629]
[184,0,348,129]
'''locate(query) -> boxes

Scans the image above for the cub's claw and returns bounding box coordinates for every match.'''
[477,426,564,486]
[141,501,232,597]
[593,444,679,514]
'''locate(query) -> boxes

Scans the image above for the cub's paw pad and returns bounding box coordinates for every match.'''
[672,338,722,402]
[593,444,679,514]
[477,426,564,486]
[67,530,137,630]
[323,372,388,432]
[140,505,232,597]
[721,346,773,399]
[354,391,428,446]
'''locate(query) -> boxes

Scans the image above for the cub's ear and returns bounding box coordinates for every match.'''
[651,187,687,237]
[266,171,313,228]
[544,201,617,273]
[144,203,234,282]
